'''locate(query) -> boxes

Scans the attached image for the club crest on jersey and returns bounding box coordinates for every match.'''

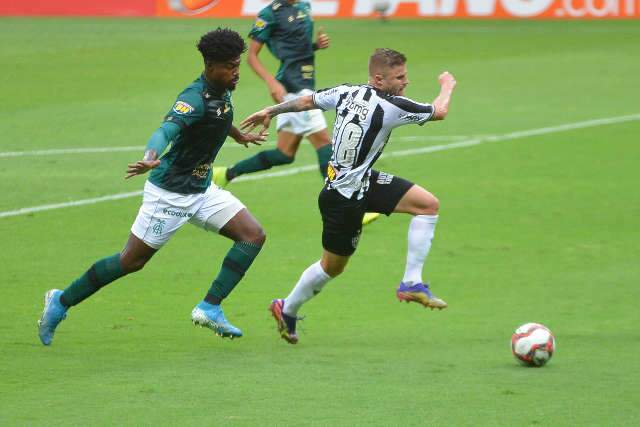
[173,101,194,115]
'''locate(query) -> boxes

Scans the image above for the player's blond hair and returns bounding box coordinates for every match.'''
[368,48,407,76]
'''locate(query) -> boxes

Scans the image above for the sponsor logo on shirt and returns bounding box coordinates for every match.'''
[399,113,422,122]
[345,99,370,121]
[254,18,267,30]
[173,101,194,115]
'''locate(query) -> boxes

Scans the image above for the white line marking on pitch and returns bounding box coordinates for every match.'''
[0,136,474,158]
[1,113,638,219]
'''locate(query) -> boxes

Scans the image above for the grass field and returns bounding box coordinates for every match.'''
[1,18,639,426]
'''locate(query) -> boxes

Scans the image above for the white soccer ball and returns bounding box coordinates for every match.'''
[511,323,556,367]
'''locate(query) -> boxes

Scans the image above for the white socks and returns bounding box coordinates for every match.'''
[283,261,331,316]
[402,214,439,285]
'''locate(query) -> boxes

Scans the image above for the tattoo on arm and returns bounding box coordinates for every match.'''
[267,99,303,116]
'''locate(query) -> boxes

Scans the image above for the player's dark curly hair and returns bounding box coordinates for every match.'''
[197,28,247,64]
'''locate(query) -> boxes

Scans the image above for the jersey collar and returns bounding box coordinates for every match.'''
[200,74,226,97]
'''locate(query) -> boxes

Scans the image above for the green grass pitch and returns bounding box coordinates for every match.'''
[1,18,639,425]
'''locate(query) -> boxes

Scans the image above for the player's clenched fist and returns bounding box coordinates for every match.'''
[439,71,456,87]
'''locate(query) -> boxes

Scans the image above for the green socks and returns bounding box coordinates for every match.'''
[205,241,263,304]
[316,144,332,178]
[60,253,125,307]
[228,149,294,179]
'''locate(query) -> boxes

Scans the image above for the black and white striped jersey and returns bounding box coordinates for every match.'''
[313,84,435,199]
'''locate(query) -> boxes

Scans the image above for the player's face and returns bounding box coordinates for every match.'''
[207,56,242,91]
[381,63,409,96]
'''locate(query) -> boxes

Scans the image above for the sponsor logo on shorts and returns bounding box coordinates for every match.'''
[376,172,394,185]
[152,219,166,236]
[163,208,193,218]
[351,230,361,249]
[173,101,194,115]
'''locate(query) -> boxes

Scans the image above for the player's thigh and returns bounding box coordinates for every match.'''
[393,185,439,215]
[318,186,366,257]
[365,170,415,216]
[276,131,303,157]
[120,232,158,273]
[130,181,197,250]
[189,185,250,236]
[218,208,266,245]
[306,127,331,150]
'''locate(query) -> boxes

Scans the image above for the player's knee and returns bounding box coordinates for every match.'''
[120,255,149,274]
[244,225,266,246]
[415,193,439,215]
[321,260,345,278]
[427,195,440,214]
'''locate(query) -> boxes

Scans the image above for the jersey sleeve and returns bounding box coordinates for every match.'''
[312,85,351,111]
[163,88,204,129]
[248,8,275,43]
[385,96,435,127]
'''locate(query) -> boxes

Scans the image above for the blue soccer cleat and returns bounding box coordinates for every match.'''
[38,289,68,345]
[396,282,448,310]
[191,301,242,339]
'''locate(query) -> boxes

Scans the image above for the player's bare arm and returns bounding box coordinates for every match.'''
[431,71,457,121]
[229,125,268,148]
[247,39,286,103]
[240,95,316,134]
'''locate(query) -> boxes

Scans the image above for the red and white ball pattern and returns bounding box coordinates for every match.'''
[511,323,555,367]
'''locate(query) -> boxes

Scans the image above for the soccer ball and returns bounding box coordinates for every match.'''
[511,323,555,367]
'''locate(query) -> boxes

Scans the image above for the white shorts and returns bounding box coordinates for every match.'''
[131,181,245,249]
[276,89,327,137]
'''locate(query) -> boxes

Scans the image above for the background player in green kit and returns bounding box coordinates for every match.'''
[37,28,267,345]
[212,0,380,225]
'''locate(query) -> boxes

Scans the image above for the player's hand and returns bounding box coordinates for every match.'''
[268,79,286,103]
[316,26,330,49]
[125,159,160,179]
[233,130,268,148]
[240,108,272,136]
[439,71,456,88]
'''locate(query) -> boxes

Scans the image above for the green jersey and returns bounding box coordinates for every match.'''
[249,0,316,93]
[149,75,233,194]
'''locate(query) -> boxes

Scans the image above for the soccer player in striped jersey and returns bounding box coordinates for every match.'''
[241,48,457,344]
[212,0,381,225]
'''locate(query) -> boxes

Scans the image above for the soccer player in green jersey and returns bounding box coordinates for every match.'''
[211,0,380,225]
[38,28,267,345]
